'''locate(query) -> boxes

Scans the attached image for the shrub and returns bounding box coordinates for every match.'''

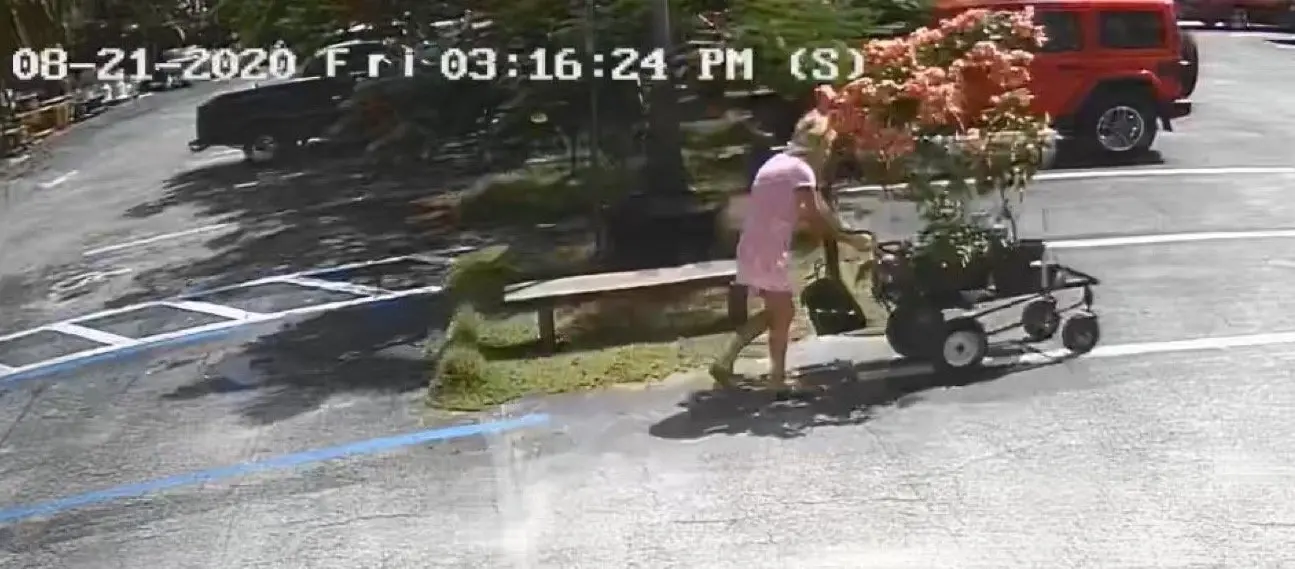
[435,342,494,395]
[444,245,520,311]
[815,8,1053,276]
[446,305,483,346]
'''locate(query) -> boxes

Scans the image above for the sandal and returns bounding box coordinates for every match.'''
[709,363,740,389]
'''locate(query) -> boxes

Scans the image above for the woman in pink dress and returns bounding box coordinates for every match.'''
[711,111,873,393]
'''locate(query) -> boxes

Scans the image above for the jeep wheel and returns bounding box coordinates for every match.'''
[1180,31,1199,98]
[1227,8,1249,29]
[1081,93,1158,156]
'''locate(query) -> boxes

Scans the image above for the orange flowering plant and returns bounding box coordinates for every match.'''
[816,8,1054,286]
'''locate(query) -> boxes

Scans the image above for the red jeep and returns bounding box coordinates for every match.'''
[938,0,1193,156]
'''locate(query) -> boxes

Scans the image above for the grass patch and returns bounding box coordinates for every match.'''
[428,242,886,412]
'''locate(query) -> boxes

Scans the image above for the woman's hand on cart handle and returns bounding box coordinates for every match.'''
[841,230,875,253]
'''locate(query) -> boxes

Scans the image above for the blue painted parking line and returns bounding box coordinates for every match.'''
[0,413,550,525]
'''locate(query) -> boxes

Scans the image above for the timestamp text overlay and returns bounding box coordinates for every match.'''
[12,44,865,83]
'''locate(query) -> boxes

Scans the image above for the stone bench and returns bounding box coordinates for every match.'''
[502,260,746,352]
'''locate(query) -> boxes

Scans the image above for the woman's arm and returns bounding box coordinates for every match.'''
[794,186,873,250]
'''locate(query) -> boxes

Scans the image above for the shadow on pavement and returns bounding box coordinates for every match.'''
[161,294,451,425]
[107,149,501,307]
[1181,23,1291,33]
[1050,145,1165,171]
[648,346,1076,440]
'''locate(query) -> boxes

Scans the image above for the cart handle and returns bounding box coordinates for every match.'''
[877,240,907,255]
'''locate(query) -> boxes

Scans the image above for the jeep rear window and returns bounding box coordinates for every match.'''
[1099,11,1166,49]
[1036,11,1082,52]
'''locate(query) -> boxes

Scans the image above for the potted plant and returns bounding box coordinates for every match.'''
[813,8,1054,297]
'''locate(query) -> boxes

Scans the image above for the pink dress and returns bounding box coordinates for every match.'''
[736,152,816,293]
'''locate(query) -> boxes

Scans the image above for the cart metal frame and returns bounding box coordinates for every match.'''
[869,238,1103,371]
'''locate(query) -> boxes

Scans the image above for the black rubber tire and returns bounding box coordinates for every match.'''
[1021,298,1061,342]
[935,317,989,371]
[1078,90,1159,156]
[243,127,304,165]
[1226,8,1249,29]
[1180,31,1199,98]
[1061,311,1100,353]
[885,303,942,358]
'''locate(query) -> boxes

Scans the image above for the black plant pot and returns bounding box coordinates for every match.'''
[992,239,1047,296]
[913,258,990,296]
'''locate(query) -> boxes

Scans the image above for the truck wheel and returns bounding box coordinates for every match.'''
[1180,31,1199,98]
[1079,91,1158,156]
[243,133,286,164]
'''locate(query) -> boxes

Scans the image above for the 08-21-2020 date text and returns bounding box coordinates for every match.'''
[10,47,297,82]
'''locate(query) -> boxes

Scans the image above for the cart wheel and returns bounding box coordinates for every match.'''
[885,303,942,358]
[935,317,988,371]
[1061,311,1100,353]
[1021,298,1061,342]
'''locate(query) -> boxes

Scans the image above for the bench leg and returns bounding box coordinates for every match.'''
[727,283,748,327]
[537,305,557,352]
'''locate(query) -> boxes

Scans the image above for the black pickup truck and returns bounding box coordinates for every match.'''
[187,40,397,164]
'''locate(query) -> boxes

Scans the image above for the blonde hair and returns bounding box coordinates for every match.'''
[787,110,837,169]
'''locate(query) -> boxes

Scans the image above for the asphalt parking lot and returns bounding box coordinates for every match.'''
[4,27,1295,568]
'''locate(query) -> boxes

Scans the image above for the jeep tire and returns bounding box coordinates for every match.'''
[1180,31,1199,98]
[1078,90,1158,156]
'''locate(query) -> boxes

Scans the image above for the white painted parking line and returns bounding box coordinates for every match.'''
[1034,166,1295,181]
[163,300,259,320]
[1049,229,1295,250]
[278,275,388,296]
[1000,330,1295,366]
[46,322,135,346]
[0,283,445,385]
[783,330,1295,381]
[82,223,234,257]
[0,255,456,384]
[839,166,1295,195]
[38,170,78,189]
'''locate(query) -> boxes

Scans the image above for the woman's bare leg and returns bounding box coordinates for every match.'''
[762,289,796,390]
[711,309,770,386]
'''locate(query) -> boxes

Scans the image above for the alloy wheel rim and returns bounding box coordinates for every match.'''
[1096,106,1144,152]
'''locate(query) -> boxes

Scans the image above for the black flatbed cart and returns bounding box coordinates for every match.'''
[870,237,1102,371]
